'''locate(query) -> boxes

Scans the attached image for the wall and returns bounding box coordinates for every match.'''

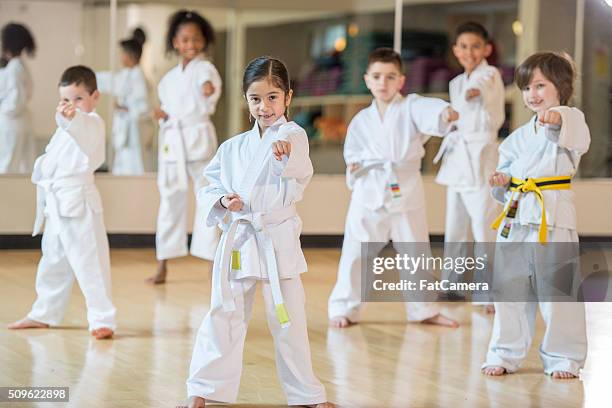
[1,175,611,237]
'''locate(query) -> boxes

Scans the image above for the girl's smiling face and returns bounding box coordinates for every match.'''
[245,78,292,134]
[173,22,205,63]
[521,67,561,114]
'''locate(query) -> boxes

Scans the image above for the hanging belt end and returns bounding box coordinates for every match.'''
[275,303,291,328]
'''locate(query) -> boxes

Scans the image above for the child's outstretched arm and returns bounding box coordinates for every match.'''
[56,101,104,158]
[541,106,590,154]
[272,124,313,184]
[409,95,458,136]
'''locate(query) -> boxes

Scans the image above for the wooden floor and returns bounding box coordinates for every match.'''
[1,248,610,408]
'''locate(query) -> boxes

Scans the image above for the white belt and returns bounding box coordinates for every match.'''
[352,159,420,187]
[32,174,95,236]
[160,116,211,191]
[216,204,297,328]
[433,131,461,164]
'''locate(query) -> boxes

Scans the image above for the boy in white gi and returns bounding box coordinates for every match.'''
[0,23,35,173]
[181,57,334,408]
[96,27,153,175]
[435,22,505,308]
[8,66,116,340]
[148,10,221,284]
[328,48,460,328]
[483,52,589,379]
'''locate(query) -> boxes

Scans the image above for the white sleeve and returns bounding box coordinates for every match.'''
[0,69,27,116]
[409,95,453,137]
[56,111,105,158]
[272,124,313,183]
[546,106,591,154]
[127,73,150,120]
[198,147,229,227]
[474,68,506,133]
[490,133,518,203]
[196,62,222,116]
[95,71,113,95]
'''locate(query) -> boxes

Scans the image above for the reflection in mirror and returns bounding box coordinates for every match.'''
[98,3,229,175]
[0,1,229,176]
[95,27,155,175]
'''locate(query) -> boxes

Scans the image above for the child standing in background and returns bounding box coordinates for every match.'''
[328,48,459,329]
[434,22,505,309]
[0,22,36,173]
[97,27,153,175]
[148,10,222,285]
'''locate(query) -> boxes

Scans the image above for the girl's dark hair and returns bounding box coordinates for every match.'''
[1,23,36,57]
[242,56,291,95]
[243,56,291,118]
[165,10,215,55]
[120,27,146,62]
[515,52,576,105]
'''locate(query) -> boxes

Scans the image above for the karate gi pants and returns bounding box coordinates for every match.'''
[483,224,587,375]
[441,184,499,301]
[156,160,219,261]
[187,276,327,405]
[28,209,116,331]
[328,200,440,322]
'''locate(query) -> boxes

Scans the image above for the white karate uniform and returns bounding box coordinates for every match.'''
[328,94,453,322]
[483,107,590,375]
[187,118,327,405]
[96,66,154,174]
[155,57,221,261]
[0,57,34,173]
[27,110,116,331]
[435,60,505,287]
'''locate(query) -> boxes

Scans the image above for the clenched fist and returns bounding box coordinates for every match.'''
[442,106,459,123]
[57,101,76,120]
[489,171,510,187]
[538,109,562,126]
[221,193,244,212]
[272,140,291,161]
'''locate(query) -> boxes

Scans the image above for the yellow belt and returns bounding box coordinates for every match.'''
[491,176,571,244]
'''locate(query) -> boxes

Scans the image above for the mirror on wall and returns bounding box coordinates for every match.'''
[2,0,610,178]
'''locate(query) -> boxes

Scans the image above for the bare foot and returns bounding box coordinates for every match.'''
[484,305,496,314]
[182,396,205,408]
[7,317,49,330]
[91,327,114,340]
[301,403,336,408]
[482,366,507,376]
[421,313,459,328]
[146,260,167,285]
[329,316,356,328]
[552,371,577,379]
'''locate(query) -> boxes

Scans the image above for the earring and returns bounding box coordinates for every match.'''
[286,106,290,118]
[249,114,254,124]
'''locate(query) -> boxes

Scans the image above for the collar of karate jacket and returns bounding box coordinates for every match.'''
[177,55,204,72]
[251,115,288,139]
[465,59,490,80]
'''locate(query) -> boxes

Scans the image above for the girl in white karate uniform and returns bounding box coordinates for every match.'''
[181,57,334,408]
[0,23,35,173]
[149,10,221,284]
[483,52,589,379]
[96,28,154,175]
